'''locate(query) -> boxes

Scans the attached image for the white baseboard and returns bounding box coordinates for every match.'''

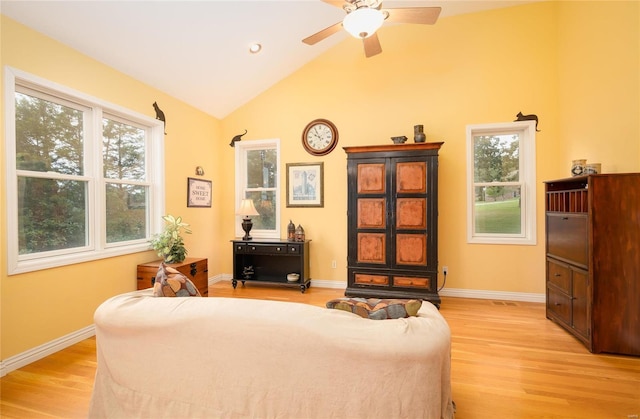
[0,324,95,377]
[209,273,233,284]
[439,288,545,303]
[309,279,347,289]
[211,276,545,302]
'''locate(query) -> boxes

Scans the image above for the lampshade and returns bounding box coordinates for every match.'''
[342,7,384,39]
[237,199,259,217]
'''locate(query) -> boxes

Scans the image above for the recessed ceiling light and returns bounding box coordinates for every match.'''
[249,43,262,54]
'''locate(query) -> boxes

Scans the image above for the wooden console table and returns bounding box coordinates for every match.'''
[137,257,209,297]
[232,239,310,293]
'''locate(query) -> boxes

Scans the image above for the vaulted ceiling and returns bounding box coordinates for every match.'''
[1,1,538,118]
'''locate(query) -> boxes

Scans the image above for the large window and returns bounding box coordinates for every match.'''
[5,67,165,274]
[466,121,536,245]
[235,139,280,238]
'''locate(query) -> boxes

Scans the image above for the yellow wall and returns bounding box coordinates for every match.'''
[0,16,224,358]
[1,1,639,360]
[221,1,639,292]
[557,1,640,172]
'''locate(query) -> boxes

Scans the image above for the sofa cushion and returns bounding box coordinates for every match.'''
[153,263,201,297]
[326,298,422,320]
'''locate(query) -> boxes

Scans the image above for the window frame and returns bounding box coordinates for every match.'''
[466,121,537,245]
[234,138,281,239]
[4,66,165,275]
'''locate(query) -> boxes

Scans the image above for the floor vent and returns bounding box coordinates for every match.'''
[492,301,519,306]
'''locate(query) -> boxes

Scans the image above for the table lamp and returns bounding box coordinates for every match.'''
[237,199,259,240]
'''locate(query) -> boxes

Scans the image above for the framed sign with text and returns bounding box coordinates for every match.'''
[187,177,212,208]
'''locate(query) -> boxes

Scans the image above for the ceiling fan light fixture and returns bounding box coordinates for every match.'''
[343,7,384,39]
[249,43,262,54]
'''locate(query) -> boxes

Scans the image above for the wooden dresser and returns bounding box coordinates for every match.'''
[137,257,208,297]
[545,174,640,355]
[344,142,443,307]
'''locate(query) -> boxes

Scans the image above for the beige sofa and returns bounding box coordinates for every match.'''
[89,290,455,418]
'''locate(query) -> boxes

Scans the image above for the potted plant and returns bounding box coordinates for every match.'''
[150,214,191,264]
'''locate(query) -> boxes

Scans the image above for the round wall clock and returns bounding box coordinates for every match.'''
[302,118,339,156]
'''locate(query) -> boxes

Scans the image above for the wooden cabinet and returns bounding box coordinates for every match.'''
[344,143,443,307]
[545,174,640,355]
[232,239,311,293]
[137,257,208,297]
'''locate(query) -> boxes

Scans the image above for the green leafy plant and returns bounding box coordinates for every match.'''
[150,214,192,264]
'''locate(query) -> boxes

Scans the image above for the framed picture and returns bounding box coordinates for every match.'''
[187,177,212,208]
[286,162,324,208]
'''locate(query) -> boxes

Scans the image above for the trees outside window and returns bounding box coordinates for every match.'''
[5,67,164,274]
[235,139,280,238]
[466,121,537,245]
[103,117,148,244]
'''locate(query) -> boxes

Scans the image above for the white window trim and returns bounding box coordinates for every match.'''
[466,120,537,245]
[234,138,280,239]
[4,66,165,275]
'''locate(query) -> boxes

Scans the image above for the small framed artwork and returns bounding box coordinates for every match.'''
[187,177,212,208]
[286,162,324,208]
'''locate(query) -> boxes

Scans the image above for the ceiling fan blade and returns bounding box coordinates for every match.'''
[321,0,345,8]
[385,7,441,25]
[363,33,382,58]
[302,21,343,45]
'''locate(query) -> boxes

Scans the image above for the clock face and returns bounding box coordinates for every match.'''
[302,119,338,156]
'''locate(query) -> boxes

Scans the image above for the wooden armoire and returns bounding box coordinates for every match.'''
[343,142,443,307]
[545,173,640,356]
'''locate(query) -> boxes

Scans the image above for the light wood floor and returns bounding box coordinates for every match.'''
[1,282,639,418]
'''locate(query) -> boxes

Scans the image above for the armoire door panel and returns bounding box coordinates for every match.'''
[357,198,386,229]
[396,161,427,194]
[357,163,386,194]
[396,198,426,229]
[357,233,386,264]
[396,234,427,265]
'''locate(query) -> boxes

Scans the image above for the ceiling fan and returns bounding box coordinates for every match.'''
[302,0,441,58]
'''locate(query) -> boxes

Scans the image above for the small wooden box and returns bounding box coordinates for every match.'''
[137,257,208,297]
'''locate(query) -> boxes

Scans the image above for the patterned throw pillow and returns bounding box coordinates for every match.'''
[153,263,201,297]
[326,298,422,320]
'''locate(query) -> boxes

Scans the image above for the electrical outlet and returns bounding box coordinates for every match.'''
[443,266,449,275]
[331,260,337,269]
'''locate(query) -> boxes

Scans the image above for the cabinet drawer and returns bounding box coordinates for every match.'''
[547,286,571,325]
[393,276,430,289]
[287,244,302,254]
[354,273,389,286]
[547,214,588,266]
[547,259,571,294]
[246,244,288,254]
